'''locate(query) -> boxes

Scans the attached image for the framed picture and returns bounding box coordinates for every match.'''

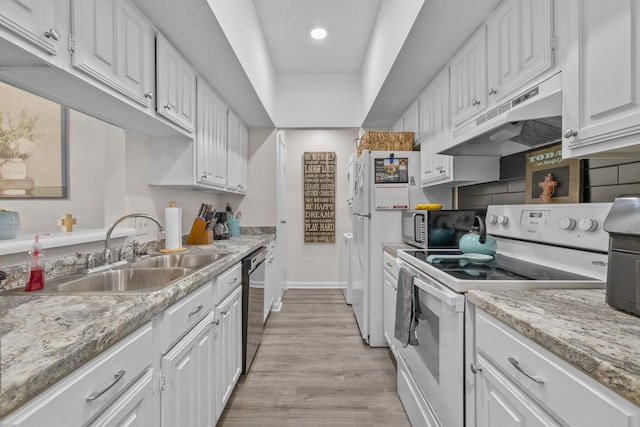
[525,143,582,204]
[0,82,68,198]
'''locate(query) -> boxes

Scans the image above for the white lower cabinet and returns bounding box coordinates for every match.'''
[1,323,154,427]
[474,309,640,427]
[264,240,276,321]
[214,285,242,420]
[160,312,215,427]
[382,251,399,357]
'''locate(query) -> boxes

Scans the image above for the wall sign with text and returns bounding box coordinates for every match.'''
[525,143,582,204]
[303,152,336,243]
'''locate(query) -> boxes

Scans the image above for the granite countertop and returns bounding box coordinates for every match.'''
[0,234,274,418]
[468,289,640,407]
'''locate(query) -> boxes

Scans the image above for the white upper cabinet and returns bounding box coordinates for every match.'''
[156,32,196,133]
[226,110,248,194]
[197,77,228,189]
[420,66,499,187]
[450,25,488,128]
[71,0,155,109]
[561,0,640,158]
[402,99,421,143]
[450,0,554,129]
[486,0,554,105]
[0,0,64,62]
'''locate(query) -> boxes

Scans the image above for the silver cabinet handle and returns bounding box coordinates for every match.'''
[230,277,238,284]
[488,88,497,95]
[563,128,577,138]
[188,304,203,316]
[508,357,544,384]
[280,220,287,224]
[144,92,153,100]
[471,98,481,106]
[44,28,61,41]
[213,319,220,326]
[386,262,393,268]
[201,173,208,180]
[221,309,229,317]
[86,370,125,401]
[470,364,482,374]
[163,103,174,110]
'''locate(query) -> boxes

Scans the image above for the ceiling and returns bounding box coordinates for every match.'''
[252,0,382,74]
[133,0,502,129]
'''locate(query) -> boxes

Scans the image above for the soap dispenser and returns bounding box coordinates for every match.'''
[25,235,45,291]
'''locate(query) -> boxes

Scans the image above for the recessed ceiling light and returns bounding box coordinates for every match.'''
[309,26,329,40]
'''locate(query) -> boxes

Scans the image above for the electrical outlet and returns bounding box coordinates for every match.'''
[135,218,149,235]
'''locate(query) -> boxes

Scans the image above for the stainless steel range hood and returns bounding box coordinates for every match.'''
[440,72,562,157]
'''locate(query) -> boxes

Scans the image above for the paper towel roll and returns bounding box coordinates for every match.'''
[164,206,182,250]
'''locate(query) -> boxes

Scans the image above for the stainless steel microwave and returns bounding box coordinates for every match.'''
[402,209,476,249]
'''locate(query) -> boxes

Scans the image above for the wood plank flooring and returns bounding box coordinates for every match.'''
[218,289,411,427]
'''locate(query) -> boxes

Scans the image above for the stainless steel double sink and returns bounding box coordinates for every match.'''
[9,252,229,295]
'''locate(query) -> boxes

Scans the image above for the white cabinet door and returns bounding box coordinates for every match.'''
[196,77,227,188]
[562,0,640,158]
[161,312,215,427]
[402,99,420,143]
[71,0,155,108]
[420,66,453,186]
[225,111,248,194]
[214,285,242,420]
[0,0,62,58]
[226,110,240,192]
[156,33,196,133]
[450,25,487,127]
[475,353,562,427]
[237,120,248,194]
[486,0,554,105]
[383,270,397,357]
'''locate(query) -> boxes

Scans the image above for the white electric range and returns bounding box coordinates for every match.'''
[394,203,613,427]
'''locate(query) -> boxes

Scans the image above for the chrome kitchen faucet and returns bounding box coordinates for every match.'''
[102,214,164,269]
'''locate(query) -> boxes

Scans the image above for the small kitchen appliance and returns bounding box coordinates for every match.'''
[603,194,640,316]
[402,209,475,249]
[213,212,230,240]
[396,202,612,427]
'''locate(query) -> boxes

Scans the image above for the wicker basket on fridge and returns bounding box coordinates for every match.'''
[356,131,415,156]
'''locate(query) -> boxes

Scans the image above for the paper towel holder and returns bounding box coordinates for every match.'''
[161,201,189,253]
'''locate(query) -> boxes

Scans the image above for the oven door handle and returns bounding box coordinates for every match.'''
[413,277,465,312]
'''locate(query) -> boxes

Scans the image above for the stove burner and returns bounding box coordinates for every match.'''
[403,250,597,282]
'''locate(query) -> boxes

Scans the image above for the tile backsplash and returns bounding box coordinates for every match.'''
[458,150,640,214]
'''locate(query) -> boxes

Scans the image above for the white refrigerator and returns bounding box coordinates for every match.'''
[351,150,424,346]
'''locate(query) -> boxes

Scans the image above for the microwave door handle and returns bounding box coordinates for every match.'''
[413,277,464,312]
[414,214,424,243]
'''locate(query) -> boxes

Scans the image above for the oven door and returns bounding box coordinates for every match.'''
[397,263,466,427]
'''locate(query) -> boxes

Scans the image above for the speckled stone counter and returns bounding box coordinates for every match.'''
[382,242,414,257]
[0,234,274,418]
[467,289,640,407]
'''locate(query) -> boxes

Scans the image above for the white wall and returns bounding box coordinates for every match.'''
[284,129,357,286]
[275,74,363,128]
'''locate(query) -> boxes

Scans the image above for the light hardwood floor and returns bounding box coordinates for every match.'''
[218,289,411,427]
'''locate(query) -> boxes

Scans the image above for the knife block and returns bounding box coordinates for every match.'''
[186,218,213,245]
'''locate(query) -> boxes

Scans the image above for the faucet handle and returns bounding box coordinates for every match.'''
[104,248,113,265]
[85,253,95,271]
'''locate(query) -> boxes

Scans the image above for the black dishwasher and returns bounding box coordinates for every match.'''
[241,246,267,374]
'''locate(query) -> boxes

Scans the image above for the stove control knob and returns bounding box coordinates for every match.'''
[497,215,509,225]
[578,217,598,232]
[487,214,498,224]
[559,217,576,230]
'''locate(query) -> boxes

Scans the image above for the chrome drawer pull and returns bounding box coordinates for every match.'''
[508,357,544,384]
[188,304,203,316]
[86,370,126,401]
[230,277,238,284]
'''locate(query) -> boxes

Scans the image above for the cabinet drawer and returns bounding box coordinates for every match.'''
[383,251,398,278]
[476,310,640,426]
[214,263,242,305]
[161,282,213,353]
[3,323,153,427]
